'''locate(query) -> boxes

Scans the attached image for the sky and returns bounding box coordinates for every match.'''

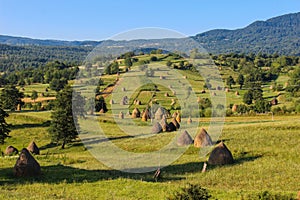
[0,0,299,41]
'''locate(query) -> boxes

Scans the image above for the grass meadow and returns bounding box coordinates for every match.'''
[0,111,299,200]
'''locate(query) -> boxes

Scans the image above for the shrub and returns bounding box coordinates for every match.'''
[167,184,212,200]
[243,191,294,200]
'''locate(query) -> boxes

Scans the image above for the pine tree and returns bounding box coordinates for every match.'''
[48,85,85,149]
[0,108,10,144]
[0,85,24,111]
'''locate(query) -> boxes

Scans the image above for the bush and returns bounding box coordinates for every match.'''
[167,184,212,200]
[243,191,295,200]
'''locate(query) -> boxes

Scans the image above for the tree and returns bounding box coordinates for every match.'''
[237,74,245,89]
[0,85,24,111]
[0,108,10,144]
[31,90,38,103]
[124,58,132,67]
[50,78,68,92]
[226,76,235,89]
[95,96,107,112]
[254,100,271,113]
[243,91,253,105]
[48,85,84,149]
[166,60,172,67]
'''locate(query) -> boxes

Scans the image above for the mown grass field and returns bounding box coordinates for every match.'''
[0,111,299,200]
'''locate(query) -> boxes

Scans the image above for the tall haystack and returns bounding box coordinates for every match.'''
[197,96,201,103]
[208,142,234,165]
[194,128,212,148]
[27,141,40,155]
[160,116,168,132]
[171,118,180,129]
[187,116,192,124]
[155,107,166,120]
[141,109,150,121]
[132,108,141,118]
[13,148,41,177]
[177,130,193,146]
[172,112,178,118]
[152,122,162,134]
[5,146,18,156]
[235,91,239,96]
[167,122,176,132]
[121,96,129,105]
[176,113,181,123]
[232,104,238,112]
[119,111,124,119]
[164,92,169,97]
[109,99,114,104]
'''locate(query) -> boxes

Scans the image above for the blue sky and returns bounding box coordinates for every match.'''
[0,0,299,41]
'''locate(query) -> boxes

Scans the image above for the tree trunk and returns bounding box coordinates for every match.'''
[61,140,66,149]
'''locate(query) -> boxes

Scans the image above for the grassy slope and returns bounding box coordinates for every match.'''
[0,112,299,199]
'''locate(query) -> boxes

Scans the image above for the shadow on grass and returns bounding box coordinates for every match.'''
[0,154,262,185]
[9,120,51,130]
[0,163,183,185]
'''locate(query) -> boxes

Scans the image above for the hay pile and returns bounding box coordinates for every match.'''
[208,142,234,165]
[13,148,41,177]
[177,130,193,146]
[132,108,141,118]
[152,122,162,134]
[5,146,18,156]
[194,128,212,148]
[27,141,40,155]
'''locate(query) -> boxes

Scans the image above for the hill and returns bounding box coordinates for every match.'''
[0,12,300,55]
[193,12,300,55]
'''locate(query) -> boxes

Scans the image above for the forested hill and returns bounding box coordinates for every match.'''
[0,12,299,55]
[0,35,101,47]
[193,12,300,55]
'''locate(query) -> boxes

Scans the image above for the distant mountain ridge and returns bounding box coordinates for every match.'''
[1,12,299,55]
[193,12,300,55]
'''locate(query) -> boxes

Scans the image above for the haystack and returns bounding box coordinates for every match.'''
[27,141,40,155]
[120,96,128,105]
[99,108,105,113]
[132,108,141,118]
[171,118,180,129]
[160,117,169,132]
[176,113,181,123]
[187,116,192,124]
[235,91,239,96]
[167,122,176,132]
[152,122,162,134]
[109,99,114,104]
[5,146,18,156]
[119,112,124,119]
[177,130,193,146]
[121,87,126,92]
[13,148,41,177]
[208,142,234,165]
[170,99,176,106]
[197,97,201,103]
[135,100,141,105]
[232,104,238,112]
[164,92,169,97]
[194,128,212,148]
[155,107,166,120]
[141,109,150,121]
[172,112,178,118]
[225,88,230,92]
[270,98,278,105]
